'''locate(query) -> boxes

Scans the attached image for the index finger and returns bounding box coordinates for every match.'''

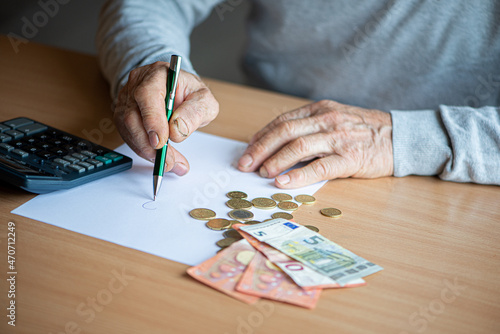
[132,62,169,149]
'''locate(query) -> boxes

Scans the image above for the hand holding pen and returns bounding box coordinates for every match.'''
[111,58,219,189]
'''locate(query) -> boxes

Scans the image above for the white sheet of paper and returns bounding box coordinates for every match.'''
[12,132,326,266]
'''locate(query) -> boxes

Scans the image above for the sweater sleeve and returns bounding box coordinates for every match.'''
[390,105,500,185]
[96,0,223,100]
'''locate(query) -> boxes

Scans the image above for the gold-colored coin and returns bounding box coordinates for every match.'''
[227,220,241,228]
[228,209,254,221]
[305,225,320,232]
[216,238,238,248]
[226,191,248,199]
[236,250,255,265]
[226,198,253,210]
[271,193,293,202]
[262,219,273,222]
[189,208,216,220]
[277,201,299,211]
[271,212,294,220]
[223,229,243,239]
[244,220,262,225]
[320,207,342,218]
[206,218,232,230]
[251,197,277,209]
[295,194,316,205]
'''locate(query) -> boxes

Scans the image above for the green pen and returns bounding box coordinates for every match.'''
[153,55,182,200]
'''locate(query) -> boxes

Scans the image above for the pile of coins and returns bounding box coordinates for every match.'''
[189,191,342,250]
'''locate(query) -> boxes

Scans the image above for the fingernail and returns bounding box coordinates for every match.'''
[148,131,159,148]
[276,174,290,185]
[171,162,188,176]
[259,166,269,178]
[174,118,189,137]
[238,154,253,168]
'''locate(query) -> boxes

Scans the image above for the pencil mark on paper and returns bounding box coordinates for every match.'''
[142,201,157,210]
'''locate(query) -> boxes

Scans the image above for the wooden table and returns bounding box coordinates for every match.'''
[0,36,499,334]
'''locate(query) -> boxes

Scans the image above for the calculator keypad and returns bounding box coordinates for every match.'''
[0,117,127,180]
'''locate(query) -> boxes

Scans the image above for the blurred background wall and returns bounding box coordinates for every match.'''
[0,0,250,84]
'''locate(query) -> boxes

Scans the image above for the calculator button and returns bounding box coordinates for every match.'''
[37,142,51,150]
[50,147,67,156]
[23,145,40,153]
[63,144,76,152]
[4,130,24,140]
[68,164,86,173]
[48,138,63,146]
[77,161,94,171]
[94,156,112,165]
[53,158,71,168]
[60,135,73,142]
[80,150,96,158]
[4,118,33,129]
[0,124,10,132]
[0,143,14,153]
[11,149,29,158]
[104,152,123,162]
[17,123,48,136]
[36,151,56,160]
[0,134,12,143]
[24,137,37,144]
[86,158,104,168]
[72,153,88,161]
[63,155,80,163]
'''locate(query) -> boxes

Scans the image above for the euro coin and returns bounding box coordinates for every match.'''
[320,207,342,218]
[271,193,293,202]
[227,220,241,228]
[278,201,298,211]
[228,209,254,221]
[189,208,216,220]
[226,191,248,199]
[305,225,320,232]
[223,229,242,239]
[251,197,277,209]
[271,212,294,220]
[244,220,262,225]
[226,198,253,210]
[206,218,232,230]
[263,219,273,222]
[295,194,316,205]
[216,238,238,248]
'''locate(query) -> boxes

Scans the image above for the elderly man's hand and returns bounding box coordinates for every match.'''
[114,61,219,175]
[237,100,393,188]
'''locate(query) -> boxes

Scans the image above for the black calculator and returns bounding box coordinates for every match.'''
[0,117,132,193]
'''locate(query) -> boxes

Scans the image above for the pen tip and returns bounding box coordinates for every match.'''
[153,195,156,201]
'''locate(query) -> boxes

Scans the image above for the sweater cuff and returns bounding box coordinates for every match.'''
[390,109,452,177]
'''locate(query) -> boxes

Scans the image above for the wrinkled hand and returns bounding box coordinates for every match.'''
[237,100,393,188]
[114,61,219,175]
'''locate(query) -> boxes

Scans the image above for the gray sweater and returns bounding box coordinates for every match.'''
[97,0,500,185]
